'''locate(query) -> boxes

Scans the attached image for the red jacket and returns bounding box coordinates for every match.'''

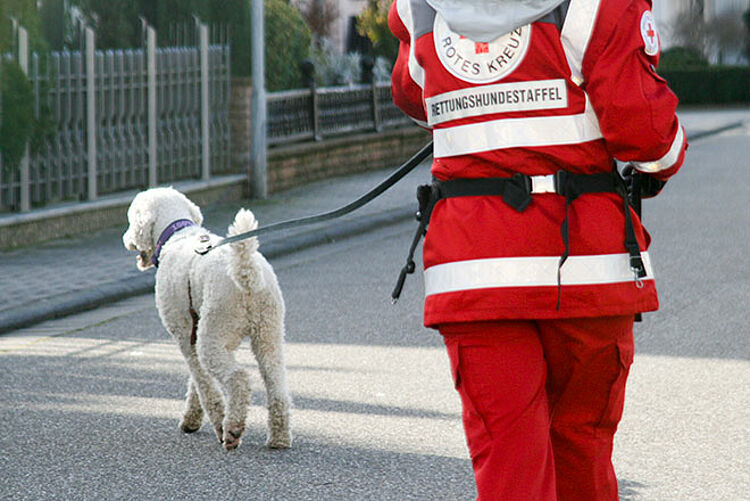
[389,0,687,327]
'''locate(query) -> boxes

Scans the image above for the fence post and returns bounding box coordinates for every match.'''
[299,59,320,141]
[85,26,97,201]
[251,0,267,198]
[361,56,381,132]
[147,25,158,188]
[199,21,210,181]
[18,25,31,212]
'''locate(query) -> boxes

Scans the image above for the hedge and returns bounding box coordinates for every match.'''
[0,60,35,171]
[660,67,750,104]
[264,0,312,91]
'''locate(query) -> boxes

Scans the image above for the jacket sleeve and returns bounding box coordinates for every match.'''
[584,0,686,181]
[388,0,430,129]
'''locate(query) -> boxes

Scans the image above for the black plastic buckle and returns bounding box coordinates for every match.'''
[553,170,568,195]
[503,174,533,212]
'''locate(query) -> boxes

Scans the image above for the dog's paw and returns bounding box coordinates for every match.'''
[222,423,245,451]
[179,420,202,434]
[179,410,204,434]
[266,432,292,449]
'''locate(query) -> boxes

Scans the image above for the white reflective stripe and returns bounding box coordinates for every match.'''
[433,97,603,158]
[424,252,653,296]
[396,0,425,89]
[425,80,568,125]
[560,0,602,86]
[530,174,556,193]
[632,125,685,173]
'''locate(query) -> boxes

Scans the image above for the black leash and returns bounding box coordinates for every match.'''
[195,141,434,255]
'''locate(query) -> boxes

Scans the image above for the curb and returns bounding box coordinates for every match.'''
[0,205,416,335]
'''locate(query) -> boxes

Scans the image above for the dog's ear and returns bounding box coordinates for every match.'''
[122,197,157,270]
[133,207,155,249]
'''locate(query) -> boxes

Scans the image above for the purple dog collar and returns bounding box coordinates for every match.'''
[152,219,196,267]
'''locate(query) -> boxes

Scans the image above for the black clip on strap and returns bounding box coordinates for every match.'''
[392,184,435,303]
[502,174,533,212]
[556,172,576,310]
[623,198,647,287]
[616,169,647,287]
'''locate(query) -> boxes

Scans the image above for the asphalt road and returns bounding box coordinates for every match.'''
[1,125,748,500]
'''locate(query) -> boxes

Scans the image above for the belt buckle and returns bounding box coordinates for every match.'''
[530,174,556,194]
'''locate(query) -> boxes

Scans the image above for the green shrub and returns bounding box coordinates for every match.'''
[264,0,311,90]
[660,67,750,104]
[357,0,398,63]
[70,0,310,88]
[1,2,50,171]
[71,0,142,48]
[0,60,35,171]
[0,0,48,54]
[659,46,709,70]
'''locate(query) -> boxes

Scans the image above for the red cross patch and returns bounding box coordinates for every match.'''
[640,10,659,56]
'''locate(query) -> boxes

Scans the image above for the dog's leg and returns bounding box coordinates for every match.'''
[177,339,226,443]
[250,328,293,449]
[196,331,251,451]
[179,378,204,433]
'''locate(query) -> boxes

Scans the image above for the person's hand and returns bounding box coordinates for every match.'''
[622,164,667,199]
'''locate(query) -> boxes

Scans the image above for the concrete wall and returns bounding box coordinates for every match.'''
[267,126,429,193]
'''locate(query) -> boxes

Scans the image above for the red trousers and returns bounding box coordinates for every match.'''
[440,316,634,501]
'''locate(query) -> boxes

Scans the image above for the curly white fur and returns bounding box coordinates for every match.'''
[227,209,266,293]
[122,187,292,451]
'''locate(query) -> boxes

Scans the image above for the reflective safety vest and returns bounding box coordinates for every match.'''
[389,0,687,326]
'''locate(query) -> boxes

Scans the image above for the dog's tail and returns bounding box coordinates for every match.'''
[226,209,265,293]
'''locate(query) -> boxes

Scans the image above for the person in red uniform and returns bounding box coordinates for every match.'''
[388,0,687,499]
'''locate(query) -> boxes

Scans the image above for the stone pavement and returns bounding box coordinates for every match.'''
[1,106,748,334]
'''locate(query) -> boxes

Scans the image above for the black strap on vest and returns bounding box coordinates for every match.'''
[391,169,647,306]
[434,174,534,212]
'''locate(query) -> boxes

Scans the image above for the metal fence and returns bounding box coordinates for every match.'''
[1,25,411,213]
[0,22,230,213]
[267,82,411,145]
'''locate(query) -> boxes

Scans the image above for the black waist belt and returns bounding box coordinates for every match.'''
[392,169,647,308]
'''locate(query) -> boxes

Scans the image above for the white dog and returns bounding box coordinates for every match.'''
[122,187,292,451]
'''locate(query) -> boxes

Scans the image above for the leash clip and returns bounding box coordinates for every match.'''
[632,269,644,289]
[629,255,646,288]
[195,243,213,255]
[194,234,213,255]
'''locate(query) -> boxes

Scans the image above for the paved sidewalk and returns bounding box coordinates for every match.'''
[1,106,748,334]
